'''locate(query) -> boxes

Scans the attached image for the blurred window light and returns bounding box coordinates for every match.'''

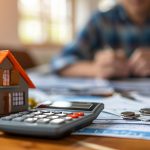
[18,0,73,45]
[99,0,116,12]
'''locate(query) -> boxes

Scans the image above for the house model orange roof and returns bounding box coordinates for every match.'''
[0,50,35,88]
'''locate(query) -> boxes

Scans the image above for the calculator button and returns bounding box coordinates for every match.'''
[37,118,50,124]
[29,109,37,112]
[32,111,42,115]
[74,112,84,116]
[43,112,54,116]
[1,116,14,120]
[12,117,24,122]
[48,116,59,119]
[57,113,67,117]
[24,118,37,123]
[22,114,35,119]
[19,111,30,115]
[63,112,72,115]
[10,114,22,117]
[50,118,65,124]
[34,115,47,119]
[64,117,72,121]
[67,114,79,118]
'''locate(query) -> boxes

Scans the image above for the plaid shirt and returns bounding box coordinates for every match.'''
[51,5,150,72]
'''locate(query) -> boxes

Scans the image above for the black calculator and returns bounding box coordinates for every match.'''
[0,101,104,138]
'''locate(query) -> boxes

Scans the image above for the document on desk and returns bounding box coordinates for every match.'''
[73,111,150,140]
[110,78,150,95]
[29,73,110,90]
[28,73,114,96]
[29,72,150,93]
[102,94,150,116]
[68,108,150,140]
[73,123,150,140]
[94,111,150,125]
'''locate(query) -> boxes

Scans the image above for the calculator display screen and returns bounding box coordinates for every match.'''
[48,101,95,111]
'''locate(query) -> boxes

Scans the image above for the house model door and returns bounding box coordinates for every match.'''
[4,92,25,114]
[4,93,11,114]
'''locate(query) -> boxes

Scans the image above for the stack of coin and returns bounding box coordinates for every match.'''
[138,108,150,122]
[120,108,150,121]
[120,111,138,120]
[139,108,150,116]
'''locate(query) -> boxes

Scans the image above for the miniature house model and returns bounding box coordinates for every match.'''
[0,50,35,116]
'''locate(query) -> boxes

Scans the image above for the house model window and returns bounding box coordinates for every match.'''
[9,92,25,106]
[0,69,20,86]
[3,69,10,86]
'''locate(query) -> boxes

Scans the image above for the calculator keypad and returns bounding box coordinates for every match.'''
[1,110,85,125]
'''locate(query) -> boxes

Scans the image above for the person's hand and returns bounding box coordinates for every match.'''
[94,49,129,79]
[129,48,150,77]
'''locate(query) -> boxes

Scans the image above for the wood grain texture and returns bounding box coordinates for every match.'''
[0,132,150,150]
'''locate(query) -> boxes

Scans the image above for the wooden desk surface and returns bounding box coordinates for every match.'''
[1,132,150,150]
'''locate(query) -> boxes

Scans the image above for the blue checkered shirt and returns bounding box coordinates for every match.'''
[51,5,150,72]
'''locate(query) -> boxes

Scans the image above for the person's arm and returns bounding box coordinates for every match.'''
[58,61,97,78]
[59,49,129,79]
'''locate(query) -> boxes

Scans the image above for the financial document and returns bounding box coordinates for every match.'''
[74,123,150,140]
[110,78,150,96]
[74,111,150,140]
[29,73,110,90]
[101,94,150,116]
[28,72,114,97]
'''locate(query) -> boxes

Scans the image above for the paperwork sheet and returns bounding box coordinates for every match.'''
[110,78,150,95]
[73,124,150,140]
[74,111,150,140]
[101,94,150,116]
[29,73,110,90]
[28,73,114,96]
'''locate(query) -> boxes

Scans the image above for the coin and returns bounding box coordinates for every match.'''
[141,113,150,116]
[120,111,141,120]
[135,114,140,118]
[122,116,135,120]
[121,111,135,117]
[138,116,150,122]
[139,108,150,114]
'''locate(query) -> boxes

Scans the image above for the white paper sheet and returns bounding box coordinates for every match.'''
[102,94,150,116]
[111,78,150,94]
[29,73,110,90]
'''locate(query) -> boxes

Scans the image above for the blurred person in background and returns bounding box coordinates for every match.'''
[51,0,150,79]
